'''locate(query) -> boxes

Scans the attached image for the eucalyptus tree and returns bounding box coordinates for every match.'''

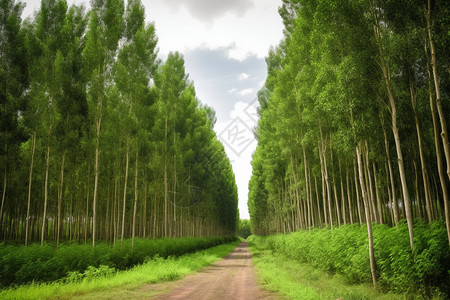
[83,0,124,247]
[114,0,158,247]
[0,0,27,237]
[154,52,188,237]
[0,0,238,244]
[25,0,69,246]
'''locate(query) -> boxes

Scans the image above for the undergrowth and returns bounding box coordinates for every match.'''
[0,239,240,300]
[0,236,236,288]
[249,220,449,298]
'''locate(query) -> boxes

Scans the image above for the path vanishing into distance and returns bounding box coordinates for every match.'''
[153,241,275,300]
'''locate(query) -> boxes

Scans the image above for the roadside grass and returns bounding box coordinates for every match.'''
[0,240,240,300]
[249,245,406,300]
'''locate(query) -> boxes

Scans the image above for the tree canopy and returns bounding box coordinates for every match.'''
[0,0,238,247]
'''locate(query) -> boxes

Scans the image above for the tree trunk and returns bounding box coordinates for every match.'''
[132,149,138,249]
[85,161,90,244]
[410,80,433,222]
[319,127,333,228]
[41,144,51,246]
[25,132,36,246]
[319,144,328,226]
[364,143,378,224]
[356,143,377,287]
[314,175,323,227]
[346,167,353,224]
[164,117,168,237]
[354,157,363,224]
[381,115,399,225]
[373,17,413,249]
[427,54,450,244]
[0,164,6,234]
[92,118,101,248]
[340,161,347,225]
[143,177,147,238]
[426,0,450,182]
[57,151,66,250]
[373,162,383,224]
[121,135,129,246]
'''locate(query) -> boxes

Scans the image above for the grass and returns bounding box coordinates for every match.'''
[0,240,240,300]
[249,243,407,300]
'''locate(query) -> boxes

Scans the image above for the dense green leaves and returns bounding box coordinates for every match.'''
[0,236,236,287]
[0,0,238,250]
[249,0,450,237]
[250,221,450,297]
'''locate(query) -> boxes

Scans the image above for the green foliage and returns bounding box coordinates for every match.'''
[237,219,251,239]
[0,236,236,287]
[249,242,401,300]
[0,240,240,300]
[249,221,450,298]
[1,0,238,247]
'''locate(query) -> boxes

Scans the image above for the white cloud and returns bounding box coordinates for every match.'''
[227,88,238,94]
[144,0,284,61]
[237,88,253,97]
[162,0,254,23]
[238,73,249,80]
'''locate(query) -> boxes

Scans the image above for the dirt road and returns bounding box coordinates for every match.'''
[155,241,275,300]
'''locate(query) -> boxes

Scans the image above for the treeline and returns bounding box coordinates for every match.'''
[0,0,238,248]
[249,0,449,286]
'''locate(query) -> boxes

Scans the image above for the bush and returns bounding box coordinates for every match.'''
[0,236,237,288]
[249,221,449,298]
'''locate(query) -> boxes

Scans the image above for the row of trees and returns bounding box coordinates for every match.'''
[0,0,238,248]
[248,0,449,286]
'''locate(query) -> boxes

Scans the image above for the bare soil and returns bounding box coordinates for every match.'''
[151,241,276,300]
[68,241,277,299]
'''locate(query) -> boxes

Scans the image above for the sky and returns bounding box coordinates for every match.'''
[23,0,284,219]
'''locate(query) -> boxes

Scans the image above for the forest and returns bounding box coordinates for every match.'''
[0,0,239,248]
[248,0,450,294]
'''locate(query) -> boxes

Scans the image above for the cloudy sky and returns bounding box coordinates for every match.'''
[23,0,284,219]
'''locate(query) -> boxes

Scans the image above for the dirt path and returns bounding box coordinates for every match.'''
[151,241,275,300]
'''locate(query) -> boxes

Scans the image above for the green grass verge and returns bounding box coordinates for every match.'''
[249,242,409,300]
[0,240,240,300]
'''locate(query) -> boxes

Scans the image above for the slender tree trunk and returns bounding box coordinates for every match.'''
[426,0,450,182]
[357,143,377,287]
[413,161,423,219]
[346,167,353,224]
[320,127,333,228]
[373,163,383,224]
[41,144,51,246]
[340,160,347,225]
[364,143,378,224]
[164,117,168,237]
[0,164,6,234]
[374,10,413,249]
[85,161,90,244]
[428,56,450,244]
[330,146,341,227]
[410,80,433,222]
[92,117,101,248]
[381,115,399,225]
[132,149,138,249]
[314,175,323,227]
[121,135,129,246]
[143,175,147,238]
[57,151,66,250]
[25,132,36,246]
[354,157,363,224]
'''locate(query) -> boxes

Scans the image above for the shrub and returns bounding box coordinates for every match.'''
[250,221,449,297]
[0,236,237,288]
